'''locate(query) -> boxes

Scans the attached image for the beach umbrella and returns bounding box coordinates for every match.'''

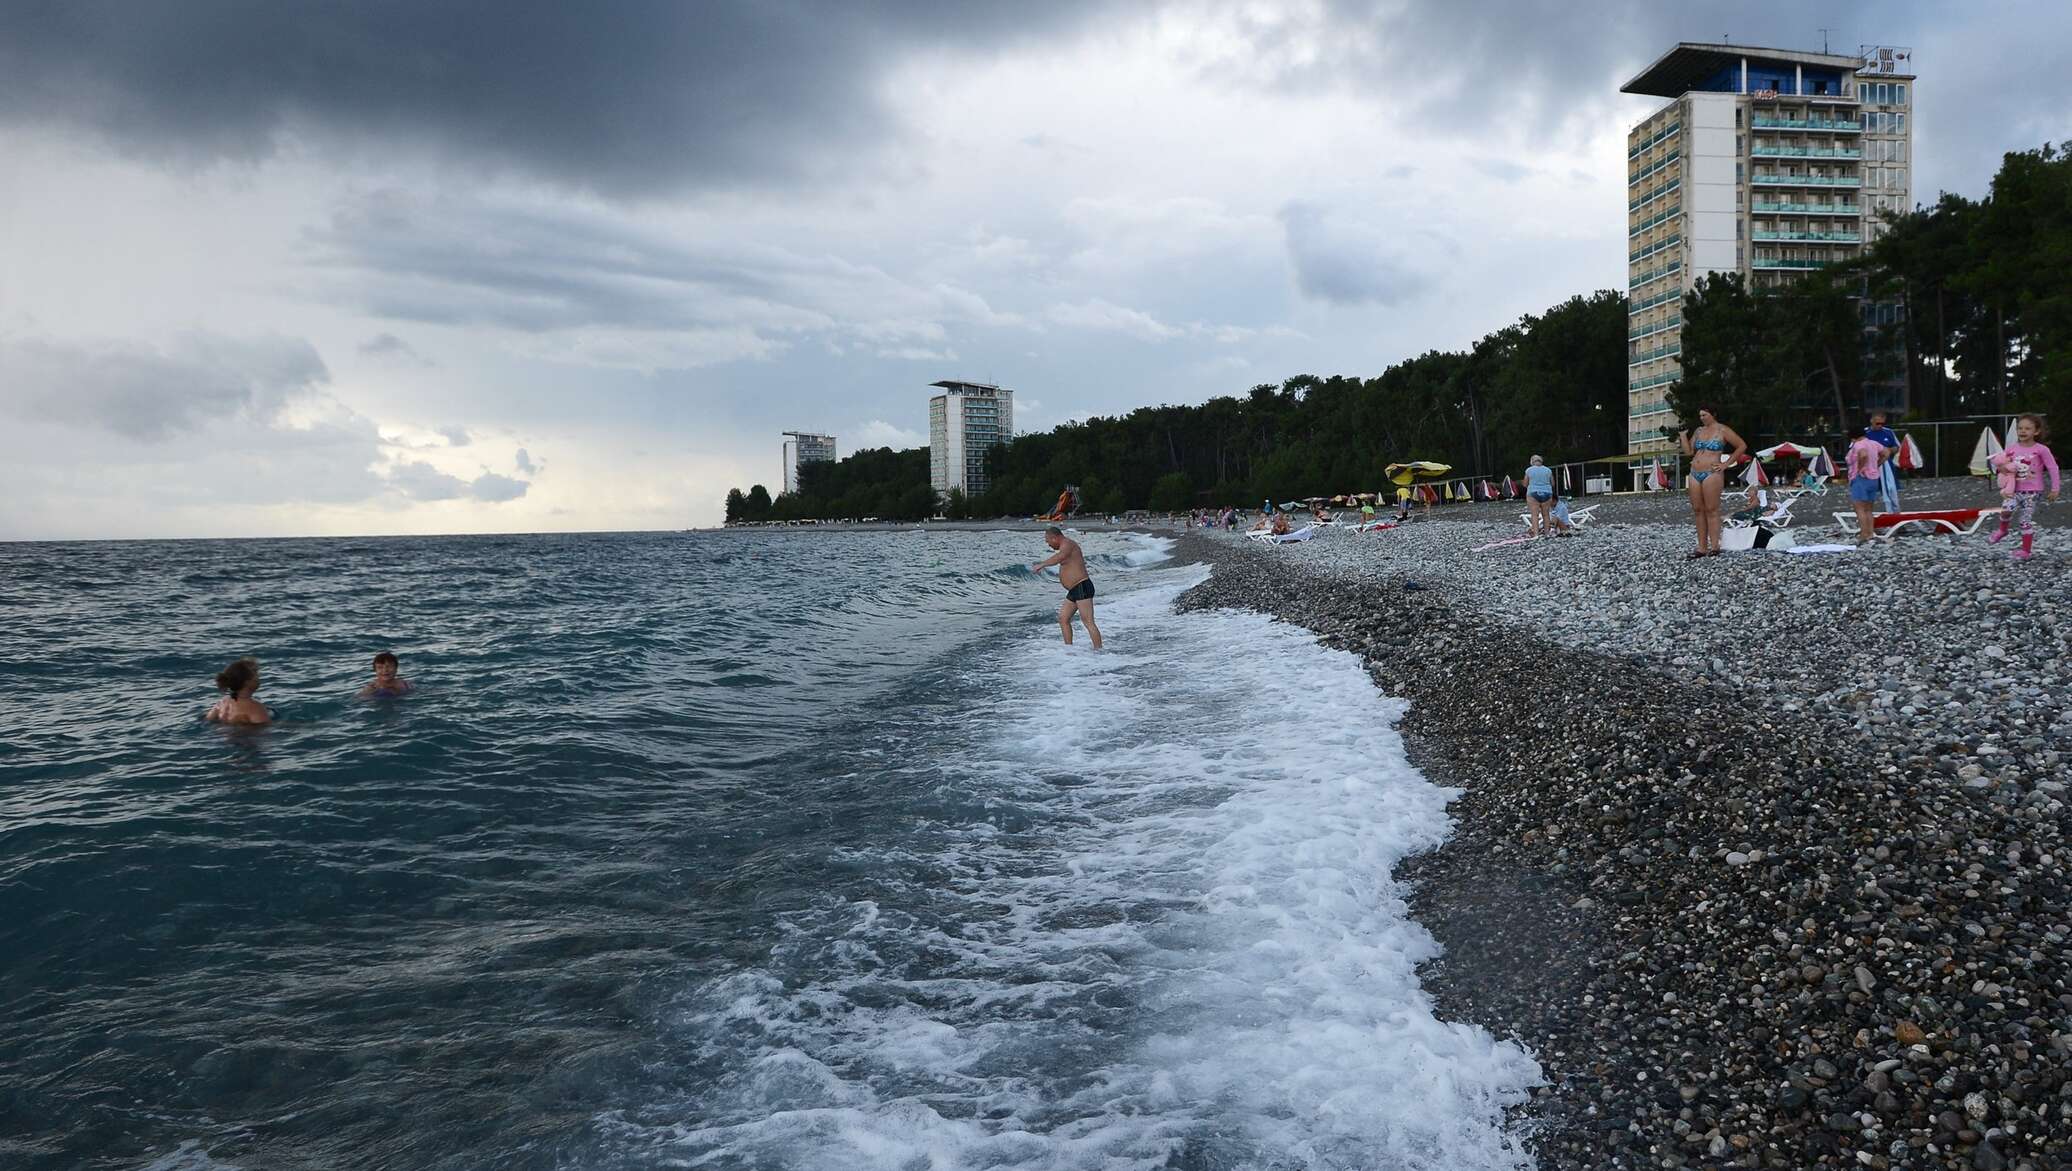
[1418,483,1440,505]
[1741,458,1769,487]
[1560,464,1574,493]
[1754,441,1821,461]
[1449,481,1468,502]
[1480,479,1497,500]
[1385,461,1452,486]
[1501,474,1517,499]
[1897,433,1925,472]
[1653,460,1671,490]
[1968,426,2004,475]
[1278,501,1301,512]
[1809,448,1836,478]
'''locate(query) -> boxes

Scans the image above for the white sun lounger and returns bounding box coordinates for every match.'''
[1518,503,1597,531]
[1832,508,2002,540]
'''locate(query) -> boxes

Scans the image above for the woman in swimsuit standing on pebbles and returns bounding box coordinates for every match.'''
[1679,407,1748,558]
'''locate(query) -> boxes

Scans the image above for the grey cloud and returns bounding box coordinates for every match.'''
[306,191,1024,368]
[514,448,538,475]
[0,1,1105,196]
[437,424,470,446]
[387,459,467,501]
[1472,158,1532,183]
[359,332,434,366]
[469,472,528,503]
[1276,203,1431,307]
[0,332,328,441]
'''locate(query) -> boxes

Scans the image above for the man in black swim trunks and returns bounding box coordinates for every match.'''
[1031,526,1103,649]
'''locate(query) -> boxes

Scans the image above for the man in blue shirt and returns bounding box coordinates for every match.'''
[1864,411,1900,511]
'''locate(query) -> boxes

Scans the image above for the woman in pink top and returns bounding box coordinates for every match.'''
[1988,414,2062,561]
[1845,432,1886,545]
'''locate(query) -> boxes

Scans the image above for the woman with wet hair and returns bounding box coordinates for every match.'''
[204,657,272,726]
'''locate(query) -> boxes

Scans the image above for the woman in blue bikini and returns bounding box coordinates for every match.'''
[1679,407,1748,558]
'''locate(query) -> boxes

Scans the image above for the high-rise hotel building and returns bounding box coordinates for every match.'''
[781,432,836,494]
[1621,42,1915,454]
[927,380,1014,500]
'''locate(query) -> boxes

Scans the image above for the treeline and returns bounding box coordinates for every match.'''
[724,446,936,523]
[724,289,1627,520]
[1671,143,2071,442]
[721,143,2069,521]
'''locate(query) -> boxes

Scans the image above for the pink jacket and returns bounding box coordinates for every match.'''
[1992,441,2061,495]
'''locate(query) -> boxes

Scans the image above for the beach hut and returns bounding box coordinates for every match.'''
[1968,426,2004,475]
[1897,433,1925,472]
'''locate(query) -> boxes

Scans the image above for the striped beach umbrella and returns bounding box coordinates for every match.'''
[1969,426,2004,475]
[1501,474,1517,499]
[1742,457,1769,487]
[1897,433,1925,472]
[1560,464,1573,493]
[1653,460,1671,490]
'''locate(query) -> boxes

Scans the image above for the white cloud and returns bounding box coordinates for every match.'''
[1045,298,1184,341]
[851,419,928,450]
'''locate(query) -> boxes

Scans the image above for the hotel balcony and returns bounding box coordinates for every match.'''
[1751,173,1862,188]
[1751,143,1862,160]
[1629,287,1682,314]
[1628,150,1680,185]
[1628,204,1680,237]
[1751,229,1862,244]
[1751,257,1843,270]
[1629,342,1682,367]
[1627,177,1680,212]
[1629,259,1683,290]
[1751,199,1860,216]
[1629,315,1681,341]
[1629,234,1682,264]
[1750,114,1862,133]
[1626,121,1683,160]
[1630,369,1682,392]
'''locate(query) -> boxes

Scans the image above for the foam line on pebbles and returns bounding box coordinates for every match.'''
[1171,528,2072,1170]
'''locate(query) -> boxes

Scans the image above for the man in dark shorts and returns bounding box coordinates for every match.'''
[1030,526,1103,649]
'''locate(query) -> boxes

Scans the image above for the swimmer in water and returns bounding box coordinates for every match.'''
[1030,526,1103,649]
[204,657,272,726]
[358,651,413,698]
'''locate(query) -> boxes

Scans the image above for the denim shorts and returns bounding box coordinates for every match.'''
[1848,476,1881,503]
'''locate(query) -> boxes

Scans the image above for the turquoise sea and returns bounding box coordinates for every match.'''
[0,530,1538,1170]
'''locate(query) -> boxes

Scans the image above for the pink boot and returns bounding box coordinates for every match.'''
[1987,516,2011,544]
[2014,532,2034,561]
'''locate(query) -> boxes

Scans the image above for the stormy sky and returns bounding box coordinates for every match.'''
[2,1,2064,538]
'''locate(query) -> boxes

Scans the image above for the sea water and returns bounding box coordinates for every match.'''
[0,530,1539,1170]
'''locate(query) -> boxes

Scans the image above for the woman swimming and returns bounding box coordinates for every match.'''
[1678,407,1748,558]
[204,657,273,726]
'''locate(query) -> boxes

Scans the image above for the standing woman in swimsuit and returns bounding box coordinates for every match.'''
[1679,408,1747,558]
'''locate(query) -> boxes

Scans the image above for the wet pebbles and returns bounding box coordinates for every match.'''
[1174,525,2072,1170]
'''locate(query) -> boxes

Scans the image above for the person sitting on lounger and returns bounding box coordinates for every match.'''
[1270,511,1291,536]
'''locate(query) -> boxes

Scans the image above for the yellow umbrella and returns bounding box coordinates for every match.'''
[1385,461,1452,486]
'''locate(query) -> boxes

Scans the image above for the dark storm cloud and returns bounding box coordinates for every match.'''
[0,332,329,441]
[0,0,1103,195]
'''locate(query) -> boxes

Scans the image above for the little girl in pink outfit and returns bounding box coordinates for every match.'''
[1988,414,2061,560]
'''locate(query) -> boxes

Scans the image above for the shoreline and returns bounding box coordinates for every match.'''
[1170,530,2072,1170]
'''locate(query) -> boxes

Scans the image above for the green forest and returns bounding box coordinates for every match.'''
[725,144,2070,523]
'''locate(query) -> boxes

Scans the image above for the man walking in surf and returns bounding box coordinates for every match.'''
[1030,526,1103,649]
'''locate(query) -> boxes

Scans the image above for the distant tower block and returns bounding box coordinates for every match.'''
[1619,41,1915,455]
[927,380,1014,500]
[781,432,836,494]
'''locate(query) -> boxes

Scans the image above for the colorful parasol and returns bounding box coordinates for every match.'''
[1385,461,1453,486]
[1742,458,1769,487]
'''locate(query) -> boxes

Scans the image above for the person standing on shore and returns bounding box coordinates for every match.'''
[1987,414,2061,561]
[1845,431,1886,546]
[1678,408,1747,558]
[1030,526,1103,649]
[204,657,272,726]
[1523,456,1556,537]
[1864,411,1901,512]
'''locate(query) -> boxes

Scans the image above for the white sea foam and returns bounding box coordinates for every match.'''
[620,560,1540,1169]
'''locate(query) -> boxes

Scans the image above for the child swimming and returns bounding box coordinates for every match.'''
[359,651,414,698]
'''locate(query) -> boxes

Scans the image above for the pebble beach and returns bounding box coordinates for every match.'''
[1174,485,2072,1170]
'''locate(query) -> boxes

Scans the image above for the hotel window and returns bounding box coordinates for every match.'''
[1893,168,1906,189]
[1895,114,1906,134]
[1734,108,1742,127]
[1895,84,1906,105]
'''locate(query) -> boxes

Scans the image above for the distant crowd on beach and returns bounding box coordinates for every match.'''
[203,652,413,727]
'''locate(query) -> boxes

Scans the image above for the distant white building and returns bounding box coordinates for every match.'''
[781,431,836,494]
[927,380,1014,500]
